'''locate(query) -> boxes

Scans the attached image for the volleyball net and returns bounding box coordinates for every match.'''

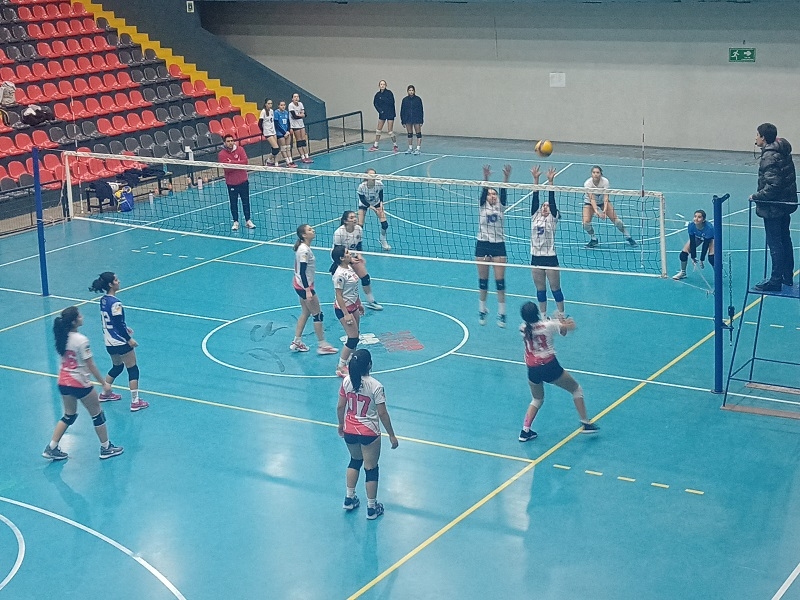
[63,151,667,276]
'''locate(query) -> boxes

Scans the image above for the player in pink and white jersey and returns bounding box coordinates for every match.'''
[518,301,598,442]
[330,245,365,378]
[336,349,398,520]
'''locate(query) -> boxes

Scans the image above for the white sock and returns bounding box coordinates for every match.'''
[346,487,356,497]
[498,302,506,316]
[366,292,375,303]
[101,440,110,449]
[479,300,487,313]
[131,389,139,403]
[367,498,377,508]
[49,440,58,449]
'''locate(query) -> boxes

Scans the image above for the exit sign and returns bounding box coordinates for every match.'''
[729,48,756,63]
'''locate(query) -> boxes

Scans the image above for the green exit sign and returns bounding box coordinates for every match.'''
[729,48,756,62]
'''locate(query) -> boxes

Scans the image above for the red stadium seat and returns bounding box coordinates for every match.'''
[208,119,222,136]
[41,22,59,38]
[31,62,50,81]
[26,24,45,39]
[0,49,13,66]
[91,54,109,72]
[98,95,116,114]
[206,98,221,116]
[232,114,246,129]
[55,21,73,38]
[129,89,148,107]
[25,84,46,102]
[102,73,118,90]
[43,153,62,173]
[0,67,17,85]
[88,74,111,93]
[47,61,65,79]
[65,38,83,55]
[32,129,59,149]
[72,3,88,17]
[17,7,35,21]
[245,113,257,126]
[15,64,35,83]
[114,92,133,110]
[72,77,89,95]
[126,112,144,131]
[52,41,71,58]
[45,4,61,20]
[36,42,54,58]
[69,19,85,36]
[181,81,195,97]
[88,158,115,179]
[220,117,235,133]
[194,100,210,117]
[83,18,101,34]
[80,37,95,53]
[219,96,235,114]
[42,82,65,101]
[8,161,28,182]
[0,137,18,159]
[93,34,112,51]
[140,109,163,128]
[116,71,135,88]
[168,64,189,80]
[104,54,122,70]
[96,118,119,137]
[112,114,134,134]
[76,56,94,74]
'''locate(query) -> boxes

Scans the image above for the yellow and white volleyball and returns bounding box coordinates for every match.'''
[535,140,554,157]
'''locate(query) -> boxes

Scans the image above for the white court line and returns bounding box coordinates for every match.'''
[772,561,800,600]
[0,227,135,269]
[0,513,24,592]
[0,497,186,600]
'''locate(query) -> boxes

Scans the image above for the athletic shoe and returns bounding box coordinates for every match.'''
[366,502,384,520]
[317,344,338,356]
[343,494,360,511]
[754,279,782,292]
[672,270,687,280]
[405,148,412,154]
[99,442,124,459]
[782,277,794,287]
[130,399,149,412]
[42,445,68,460]
[478,311,488,326]
[287,162,298,168]
[245,220,256,229]
[412,149,420,155]
[365,300,383,311]
[231,221,239,231]
[336,364,349,378]
[497,314,506,328]
[518,429,538,442]
[380,239,391,251]
[301,157,313,164]
[581,421,599,434]
[369,145,379,152]
[393,144,398,153]
[585,239,599,248]
[289,340,310,352]
[626,237,637,247]
[99,390,122,402]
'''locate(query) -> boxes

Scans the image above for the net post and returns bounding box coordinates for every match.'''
[712,193,730,393]
[63,152,74,219]
[32,147,49,297]
[658,193,667,277]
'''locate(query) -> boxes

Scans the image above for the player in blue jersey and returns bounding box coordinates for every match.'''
[274,100,297,168]
[89,272,149,412]
[672,210,715,280]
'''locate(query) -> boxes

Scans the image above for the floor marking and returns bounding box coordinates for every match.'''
[0,227,134,269]
[685,489,705,496]
[771,560,800,600]
[0,497,186,600]
[651,482,670,489]
[0,513,24,592]
[553,464,571,470]
[618,476,636,483]
[585,470,603,476]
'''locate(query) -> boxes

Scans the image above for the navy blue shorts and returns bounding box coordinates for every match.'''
[58,384,93,399]
[343,433,379,446]
[475,240,507,259]
[531,255,559,268]
[527,358,564,384]
[294,287,316,300]
[106,343,134,356]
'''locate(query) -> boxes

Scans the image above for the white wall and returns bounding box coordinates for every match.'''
[205,2,800,151]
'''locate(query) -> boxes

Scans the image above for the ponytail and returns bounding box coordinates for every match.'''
[89,271,115,293]
[348,349,372,392]
[53,306,79,356]
[330,245,346,275]
[520,301,541,342]
[293,224,309,251]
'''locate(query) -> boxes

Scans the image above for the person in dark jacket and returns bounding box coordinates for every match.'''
[749,123,798,291]
[399,85,424,155]
[369,80,397,153]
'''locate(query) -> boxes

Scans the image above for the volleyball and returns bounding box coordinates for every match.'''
[535,140,553,157]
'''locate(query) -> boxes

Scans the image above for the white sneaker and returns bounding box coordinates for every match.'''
[289,340,309,352]
[365,300,383,311]
[317,344,338,356]
[413,148,420,155]
[380,239,391,251]
[245,220,256,229]
[672,270,687,280]
[405,148,412,154]
[231,221,239,231]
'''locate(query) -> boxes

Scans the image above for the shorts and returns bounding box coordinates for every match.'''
[277,131,290,140]
[531,255,559,268]
[377,111,396,122]
[359,201,382,211]
[294,286,316,300]
[475,240,507,259]
[291,126,305,132]
[58,384,93,399]
[335,299,362,320]
[344,433,379,446]
[106,343,134,356]
[527,358,564,384]
[584,201,605,209]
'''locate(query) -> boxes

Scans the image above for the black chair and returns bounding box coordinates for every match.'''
[130,69,144,84]
[156,85,170,103]
[182,102,198,119]
[118,50,133,65]
[0,178,18,192]
[155,64,170,82]
[168,128,183,144]
[169,105,184,123]
[155,107,171,124]
[109,139,125,154]
[137,147,154,158]
[182,124,198,143]
[82,121,102,139]
[20,44,37,61]
[119,33,133,48]
[96,17,113,32]
[131,47,144,65]
[3,8,19,24]
[5,45,22,62]
[106,33,118,47]
[65,123,82,140]
[152,144,168,159]
[6,110,22,129]
[167,140,185,158]
[124,137,140,153]
[49,126,68,145]
[169,83,186,100]
[209,133,223,146]
[143,67,158,82]
[144,48,158,63]
[93,143,109,154]
[153,130,168,147]
[195,122,210,137]
[142,87,157,104]
[11,24,28,42]
[139,133,155,150]
[18,173,34,188]
[0,27,12,44]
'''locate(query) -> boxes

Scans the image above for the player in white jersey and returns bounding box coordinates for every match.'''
[582,165,636,249]
[333,210,383,310]
[357,168,391,251]
[257,98,280,166]
[330,245,366,377]
[475,164,511,327]
[517,302,598,442]
[43,306,124,460]
[530,166,566,318]
[89,272,148,412]
[336,349,399,519]
[288,92,312,163]
[289,224,337,355]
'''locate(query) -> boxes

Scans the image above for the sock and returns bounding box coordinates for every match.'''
[346,487,356,498]
[293,336,302,344]
[101,440,110,449]
[522,426,530,433]
[49,440,58,450]
[479,300,487,313]
[498,302,506,316]
[408,145,413,150]
[131,389,139,403]
[416,145,421,151]
[366,292,375,303]
[367,498,377,509]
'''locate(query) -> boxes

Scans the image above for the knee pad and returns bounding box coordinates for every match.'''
[381,220,388,231]
[708,254,715,266]
[479,278,489,291]
[679,251,689,262]
[127,365,139,382]
[375,129,382,136]
[312,312,323,322]
[495,279,505,291]
[364,465,379,482]
[271,147,280,156]
[583,222,595,235]
[348,457,363,471]
[346,337,359,350]
[407,133,413,139]
[296,139,307,148]
[552,288,564,303]
[530,396,544,409]
[108,363,124,379]
[416,132,422,139]
[572,386,584,402]
[536,289,547,303]
[60,413,78,426]
[360,274,371,287]
[92,411,106,427]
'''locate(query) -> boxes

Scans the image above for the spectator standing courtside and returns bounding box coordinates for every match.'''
[219,134,255,231]
[369,80,398,153]
[400,85,424,155]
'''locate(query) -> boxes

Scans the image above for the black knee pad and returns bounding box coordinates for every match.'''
[478,278,489,291]
[364,465,379,482]
[407,133,413,139]
[297,139,307,148]
[346,337,359,349]
[312,312,323,322]
[92,411,106,427]
[495,278,506,291]
[679,251,689,262]
[360,274,371,287]
[127,365,139,381]
[60,413,77,426]
[108,363,124,379]
[348,458,363,471]
[552,288,564,303]
[271,147,280,156]
[381,220,388,231]
[416,132,422,139]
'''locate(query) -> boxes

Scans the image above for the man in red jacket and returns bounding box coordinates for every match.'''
[218,134,255,231]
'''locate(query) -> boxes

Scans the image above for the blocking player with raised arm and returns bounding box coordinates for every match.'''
[288,92,312,164]
[673,209,715,280]
[42,306,124,461]
[333,210,383,310]
[530,166,566,318]
[476,164,511,327]
[290,224,338,355]
[336,349,398,520]
[357,168,391,251]
[330,245,365,378]
[89,272,149,412]
[257,98,281,167]
[582,166,636,248]
[518,301,598,442]
[274,100,297,168]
